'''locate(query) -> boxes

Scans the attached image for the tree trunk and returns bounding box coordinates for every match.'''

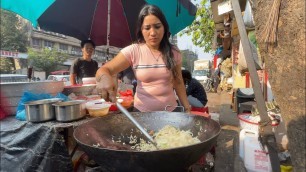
[253,0,305,171]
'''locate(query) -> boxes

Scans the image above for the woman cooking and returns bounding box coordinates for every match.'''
[96,5,190,113]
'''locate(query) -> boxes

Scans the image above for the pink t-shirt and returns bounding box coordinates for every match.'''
[121,43,182,112]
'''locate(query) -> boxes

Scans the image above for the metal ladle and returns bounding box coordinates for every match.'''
[116,102,159,150]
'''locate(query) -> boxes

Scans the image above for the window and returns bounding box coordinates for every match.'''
[71,46,82,55]
[44,40,54,48]
[32,38,41,48]
[59,43,68,52]
[95,50,102,57]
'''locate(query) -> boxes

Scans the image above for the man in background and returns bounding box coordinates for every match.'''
[213,63,222,93]
[70,40,99,85]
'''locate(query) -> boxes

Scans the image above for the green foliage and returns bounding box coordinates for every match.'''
[180,0,215,53]
[0,10,28,52]
[181,51,198,71]
[27,48,68,77]
[248,31,257,47]
[0,58,15,73]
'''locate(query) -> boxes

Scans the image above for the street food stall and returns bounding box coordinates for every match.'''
[0,80,221,172]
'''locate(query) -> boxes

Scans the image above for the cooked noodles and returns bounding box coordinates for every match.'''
[132,125,200,151]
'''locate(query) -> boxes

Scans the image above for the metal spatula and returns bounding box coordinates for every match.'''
[116,102,159,149]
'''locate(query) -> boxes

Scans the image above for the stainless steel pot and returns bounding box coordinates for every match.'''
[53,100,86,122]
[24,98,63,122]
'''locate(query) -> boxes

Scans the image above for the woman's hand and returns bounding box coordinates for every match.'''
[95,52,131,102]
[184,107,191,113]
[96,73,117,102]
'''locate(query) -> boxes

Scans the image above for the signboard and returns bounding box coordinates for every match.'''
[0,50,28,59]
[218,0,232,15]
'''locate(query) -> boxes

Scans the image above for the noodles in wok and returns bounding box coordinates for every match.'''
[131,125,200,151]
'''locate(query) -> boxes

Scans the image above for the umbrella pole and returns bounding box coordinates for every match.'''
[106,0,111,61]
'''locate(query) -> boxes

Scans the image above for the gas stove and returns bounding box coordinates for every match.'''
[85,164,214,172]
[83,152,215,172]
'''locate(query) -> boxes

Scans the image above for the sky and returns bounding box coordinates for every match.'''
[177,34,213,60]
[176,0,213,61]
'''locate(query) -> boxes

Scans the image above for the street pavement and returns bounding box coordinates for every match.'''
[206,91,247,172]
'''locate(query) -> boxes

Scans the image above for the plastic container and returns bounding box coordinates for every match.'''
[239,129,272,172]
[238,113,278,131]
[280,165,293,172]
[118,97,133,108]
[236,88,255,112]
[86,103,111,117]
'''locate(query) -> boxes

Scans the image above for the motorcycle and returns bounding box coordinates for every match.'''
[202,78,214,92]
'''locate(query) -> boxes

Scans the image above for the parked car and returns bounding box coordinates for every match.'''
[50,70,70,75]
[47,75,70,85]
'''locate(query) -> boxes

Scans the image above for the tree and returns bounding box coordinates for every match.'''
[253,0,305,170]
[180,0,215,53]
[0,10,28,73]
[0,10,28,52]
[181,50,198,71]
[27,48,69,78]
[0,58,15,73]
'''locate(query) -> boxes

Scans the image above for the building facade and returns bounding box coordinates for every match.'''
[29,26,120,67]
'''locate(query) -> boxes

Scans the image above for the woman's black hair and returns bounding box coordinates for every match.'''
[81,39,96,48]
[136,5,178,78]
[181,70,192,85]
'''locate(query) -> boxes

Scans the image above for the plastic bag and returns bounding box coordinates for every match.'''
[243,0,255,30]
[15,91,69,121]
[119,90,133,97]
[237,40,262,74]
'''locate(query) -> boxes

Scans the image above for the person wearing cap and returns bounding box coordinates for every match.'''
[70,40,99,85]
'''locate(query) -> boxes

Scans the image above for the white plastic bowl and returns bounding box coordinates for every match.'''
[86,103,111,117]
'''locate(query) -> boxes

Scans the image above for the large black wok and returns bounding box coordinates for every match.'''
[73,112,221,172]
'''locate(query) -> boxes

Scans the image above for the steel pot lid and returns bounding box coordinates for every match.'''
[24,98,63,105]
[52,100,85,106]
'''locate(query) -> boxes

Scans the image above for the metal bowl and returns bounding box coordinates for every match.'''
[24,98,63,122]
[53,100,86,122]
